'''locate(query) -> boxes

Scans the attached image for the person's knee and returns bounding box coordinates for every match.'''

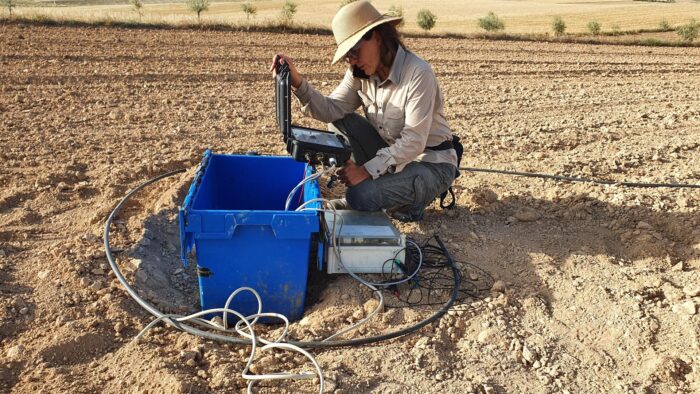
[329,113,366,136]
[346,182,382,211]
[328,119,342,133]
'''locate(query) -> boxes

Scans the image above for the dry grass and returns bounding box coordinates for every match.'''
[6,0,700,34]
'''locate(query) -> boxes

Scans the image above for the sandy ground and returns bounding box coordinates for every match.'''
[1,23,700,393]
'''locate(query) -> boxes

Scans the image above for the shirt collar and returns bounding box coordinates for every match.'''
[375,45,406,86]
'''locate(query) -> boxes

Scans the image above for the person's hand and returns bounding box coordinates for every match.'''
[270,53,303,89]
[338,160,370,187]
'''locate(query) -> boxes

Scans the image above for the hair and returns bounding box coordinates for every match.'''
[372,22,405,70]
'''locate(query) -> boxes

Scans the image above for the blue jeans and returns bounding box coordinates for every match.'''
[329,113,455,221]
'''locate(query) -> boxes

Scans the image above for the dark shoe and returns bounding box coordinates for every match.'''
[387,205,425,222]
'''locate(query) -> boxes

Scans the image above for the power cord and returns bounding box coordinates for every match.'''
[135,287,324,393]
[284,164,336,211]
[460,167,700,189]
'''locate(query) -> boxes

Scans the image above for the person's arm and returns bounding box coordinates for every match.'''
[363,65,437,179]
[295,68,362,123]
[270,54,361,122]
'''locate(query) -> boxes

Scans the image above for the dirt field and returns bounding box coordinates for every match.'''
[14,0,700,34]
[1,22,700,393]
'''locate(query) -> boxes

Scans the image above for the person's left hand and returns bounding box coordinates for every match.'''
[338,160,370,187]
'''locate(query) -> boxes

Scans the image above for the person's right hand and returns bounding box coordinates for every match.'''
[270,53,303,90]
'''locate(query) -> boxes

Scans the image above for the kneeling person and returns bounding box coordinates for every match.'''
[271,1,457,221]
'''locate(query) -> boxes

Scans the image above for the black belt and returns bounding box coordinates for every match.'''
[426,140,454,151]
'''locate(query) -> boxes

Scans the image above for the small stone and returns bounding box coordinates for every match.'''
[477,328,497,344]
[323,379,337,392]
[672,300,696,315]
[683,286,700,297]
[7,345,24,359]
[90,280,105,290]
[522,346,537,363]
[180,350,198,363]
[533,360,541,369]
[491,280,507,293]
[0,249,6,257]
[636,221,653,230]
[114,322,125,333]
[19,307,29,315]
[130,259,143,269]
[56,182,70,192]
[483,190,498,203]
[514,207,541,222]
[37,270,50,280]
[210,316,224,327]
[91,268,105,276]
[671,262,684,271]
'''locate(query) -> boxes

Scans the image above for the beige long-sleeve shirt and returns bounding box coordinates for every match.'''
[294,46,457,179]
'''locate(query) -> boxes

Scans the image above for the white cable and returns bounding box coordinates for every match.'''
[135,289,324,394]
[223,287,262,329]
[284,165,335,211]
[295,197,333,212]
[308,208,385,342]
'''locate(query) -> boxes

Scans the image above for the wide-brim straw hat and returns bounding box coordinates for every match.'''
[331,1,403,65]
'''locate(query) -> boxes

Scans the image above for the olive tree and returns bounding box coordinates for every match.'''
[2,0,18,17]
[478,11,505,32]
[130,0,144,21]
[417,9,436,32]
[241,1,256,28]
[677,19,699,42]
[187,0,210,23]
[281,0,297,22]
[552,16,566,36]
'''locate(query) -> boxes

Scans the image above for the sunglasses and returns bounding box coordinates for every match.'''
[345,30,373,62]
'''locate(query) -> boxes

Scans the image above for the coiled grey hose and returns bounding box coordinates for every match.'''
[104,169,461,349]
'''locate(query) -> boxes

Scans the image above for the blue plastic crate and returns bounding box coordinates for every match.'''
[179,150,321,322]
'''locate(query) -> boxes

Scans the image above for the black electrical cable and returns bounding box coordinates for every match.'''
[104,169,461,349]
[381,239,493,309]
[460,167,700,189]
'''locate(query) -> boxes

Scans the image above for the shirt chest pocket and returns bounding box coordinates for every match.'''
[382,107,405,137]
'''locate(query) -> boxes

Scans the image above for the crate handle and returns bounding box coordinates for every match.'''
[229,212,319,240]
[179,149,212,266]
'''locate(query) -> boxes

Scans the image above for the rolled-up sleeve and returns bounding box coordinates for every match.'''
[294,69,362,124]
[363,65,437,178]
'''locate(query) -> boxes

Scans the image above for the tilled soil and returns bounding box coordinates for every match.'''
[1,23,699,393]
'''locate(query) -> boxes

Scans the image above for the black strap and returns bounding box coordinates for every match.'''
[439,187,456,209]
[425,135,463,210]
[426,140,454,151]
